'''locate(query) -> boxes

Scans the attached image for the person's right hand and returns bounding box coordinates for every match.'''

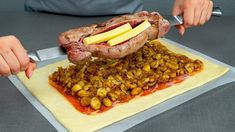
[0,35,36,78]
[172,0,213,35]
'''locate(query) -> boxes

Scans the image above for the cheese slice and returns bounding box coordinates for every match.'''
[83,23,132,45]
[108,20,151,46]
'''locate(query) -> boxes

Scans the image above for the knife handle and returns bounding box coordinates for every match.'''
[212,7,222,17]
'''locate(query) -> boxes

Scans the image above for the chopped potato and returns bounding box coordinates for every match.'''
[72,84,82,92]
[103,98,112,107]
[90,97,101,110]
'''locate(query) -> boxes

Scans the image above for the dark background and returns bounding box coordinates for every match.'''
[0,0,235,16]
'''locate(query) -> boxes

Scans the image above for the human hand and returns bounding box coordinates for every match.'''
[0,35,36,78]
[172,0,213,35]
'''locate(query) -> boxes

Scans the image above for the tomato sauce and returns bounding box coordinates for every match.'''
[120,95,134,103]
[97,105,113,113]
[49,74,189,115]
[49,80,96,115]
[141,74,189,96]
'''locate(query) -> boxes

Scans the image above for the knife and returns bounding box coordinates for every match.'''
[169,7,222,26]
[28,46,66,62]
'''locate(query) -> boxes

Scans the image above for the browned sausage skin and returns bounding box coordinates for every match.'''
[58,11,170,64]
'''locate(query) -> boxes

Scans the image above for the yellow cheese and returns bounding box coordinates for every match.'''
[83,23,132,45]
[107,20,151,46]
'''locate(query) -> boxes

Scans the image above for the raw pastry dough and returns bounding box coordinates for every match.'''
[17,39,229,132]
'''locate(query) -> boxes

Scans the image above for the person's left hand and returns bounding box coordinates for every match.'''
[172,0,213,35]
[0,36,36,78]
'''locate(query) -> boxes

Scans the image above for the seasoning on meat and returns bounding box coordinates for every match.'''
[58,11,170,63]
[49,41,203,114]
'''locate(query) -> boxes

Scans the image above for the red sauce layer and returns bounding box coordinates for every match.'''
[49,74,188,115]
[141,74,188,96]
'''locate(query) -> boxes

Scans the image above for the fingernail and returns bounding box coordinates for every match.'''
[26,71,32,79]
[180,29,185,36]
[181,31,185,36]
[178,30,183,36]
[28,71,33,78]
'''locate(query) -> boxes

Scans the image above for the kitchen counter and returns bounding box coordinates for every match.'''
[0,12,235,132]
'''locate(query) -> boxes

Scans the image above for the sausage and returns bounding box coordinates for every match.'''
[58,11,170,64]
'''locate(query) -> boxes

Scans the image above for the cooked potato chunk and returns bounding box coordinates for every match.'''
[80,97,91,107]
[90,97,101,110]
[103,98,112,107]
[143,64,151,72]
[97,88,108,98]
[72,84,82,92]
[131,87,142,95]
[77,90,90,97]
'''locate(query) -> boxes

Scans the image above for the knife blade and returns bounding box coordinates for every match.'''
[28,46,66,62]
[169,7,222,26]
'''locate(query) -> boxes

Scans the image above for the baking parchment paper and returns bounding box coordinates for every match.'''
[8,38,235,132]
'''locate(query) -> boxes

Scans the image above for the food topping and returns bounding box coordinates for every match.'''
[83,23,132,45]
[49,41,203,114]
[83,20,151,47]
[59,11,170,63]
[108,20,151,46]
